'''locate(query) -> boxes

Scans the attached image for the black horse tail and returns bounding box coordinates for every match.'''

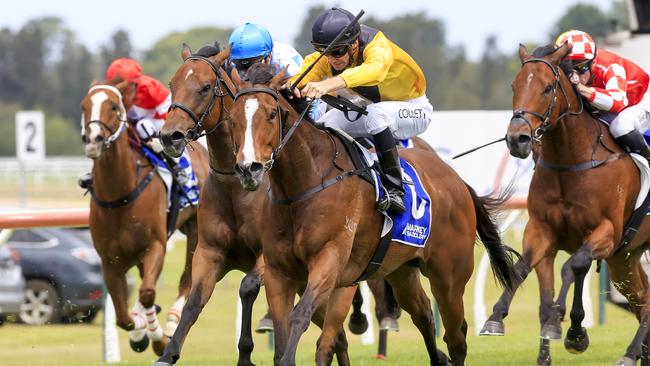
[465,182,522,293]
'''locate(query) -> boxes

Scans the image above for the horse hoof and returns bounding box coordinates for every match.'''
[348,312,369,335]
[152,336,170,356]
[479,320,504,336]
[435,349,451,366]
[129,334,150,352]
[541,323,562,340]
[255,316,274,334]
[564,327,589,354]
[615,357,636,366]
[155,304,162,314]
[379,316,399,332]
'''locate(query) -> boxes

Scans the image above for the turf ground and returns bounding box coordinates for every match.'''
[0,232,639,366]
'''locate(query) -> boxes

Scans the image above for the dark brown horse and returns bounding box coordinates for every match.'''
[482,43,650,366]
[80,79,209,356]
[228,63,519,366]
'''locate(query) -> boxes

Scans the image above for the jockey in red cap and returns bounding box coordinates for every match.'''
[556,30,650,164]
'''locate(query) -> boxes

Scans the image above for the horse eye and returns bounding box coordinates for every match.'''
[269,110,277,121]
[544,85,553,94]
[111,104,119,112]
[200,84,211,93]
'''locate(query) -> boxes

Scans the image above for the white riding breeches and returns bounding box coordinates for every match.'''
[608,89,650,138]
[317,95,433,139]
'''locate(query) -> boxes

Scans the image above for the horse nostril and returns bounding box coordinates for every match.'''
[170,131,186,142]
[518,134,531,144]
[249,162,263,174]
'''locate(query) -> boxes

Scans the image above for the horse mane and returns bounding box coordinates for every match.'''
[194,41,221,57]
[246,63,277,85]
[531,43,574,76]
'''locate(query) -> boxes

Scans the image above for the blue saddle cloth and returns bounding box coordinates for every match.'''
[375,159,432,247]
[140,145,200,208]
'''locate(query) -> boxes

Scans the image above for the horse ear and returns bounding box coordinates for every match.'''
[269,66,289,90]
[115,79,132,93]
[90,80,100,87]
[210,48,231,66]
[181,43,192,61]
[518,44,529,64]
[230,67,244,89]
[549,42,571,65]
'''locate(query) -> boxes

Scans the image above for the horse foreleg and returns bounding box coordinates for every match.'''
[155,243,227,366]
[555,256,576,322]
[563,245,593,354]
[346,285,368,335]
[264,264,298,365]
[315,286,355,366]
[139,240,167,356]
[535,254,558,366]
[165,219,199,337]
[237,257,264,366]
[280,248,340,366]
[482,220,552,337]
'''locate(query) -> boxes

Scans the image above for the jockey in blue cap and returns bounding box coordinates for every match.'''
[229,23,303,78]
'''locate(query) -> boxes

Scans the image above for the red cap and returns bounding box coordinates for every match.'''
[106,58,142,82]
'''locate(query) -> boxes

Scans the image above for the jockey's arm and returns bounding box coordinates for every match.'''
[586,65,630,113]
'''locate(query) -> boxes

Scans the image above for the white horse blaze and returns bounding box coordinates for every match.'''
[185,68,194,80]
[87,91,109,141]
[243,98,259,164]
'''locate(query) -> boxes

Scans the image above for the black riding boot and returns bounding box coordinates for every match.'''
[373,128,406,214]
[615,130,650,163]
[78,172,92,189]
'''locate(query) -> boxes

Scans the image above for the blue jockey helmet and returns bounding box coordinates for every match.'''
[229,23,274,60]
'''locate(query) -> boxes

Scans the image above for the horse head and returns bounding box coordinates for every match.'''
[229,63,289,191]
[161,44,232,157]
[506,42,580,158]
[80,79,133,159]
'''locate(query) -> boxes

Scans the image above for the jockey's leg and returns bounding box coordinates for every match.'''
[610,91,650,163]
[373,127,406,213]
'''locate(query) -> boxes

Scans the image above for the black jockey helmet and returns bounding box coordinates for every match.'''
[311,8,361,49]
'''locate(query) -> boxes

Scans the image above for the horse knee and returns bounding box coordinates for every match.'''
[239,274,261,301]
[570,248,592,277]
[139,287,156,308]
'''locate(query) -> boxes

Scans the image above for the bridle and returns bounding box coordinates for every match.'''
[84,85,129,151]
[511,57,583,144]
[168,55,236,141]
[233,86,310,171]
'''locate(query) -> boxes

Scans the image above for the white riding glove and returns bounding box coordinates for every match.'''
[135,119,158,141]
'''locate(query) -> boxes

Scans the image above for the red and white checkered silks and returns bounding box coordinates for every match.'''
[555,30,596,61]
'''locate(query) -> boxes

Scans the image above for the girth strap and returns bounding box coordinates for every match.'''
[90,170,155,209]
[537,153,626,172]
[350,222,394,284]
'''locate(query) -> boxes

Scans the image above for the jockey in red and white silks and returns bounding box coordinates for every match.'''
[556,30,650,162]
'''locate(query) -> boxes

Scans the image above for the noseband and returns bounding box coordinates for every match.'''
[84,85,129,151]
[168,55,236,140]
[234,86,311,171]
[511,58,583,144]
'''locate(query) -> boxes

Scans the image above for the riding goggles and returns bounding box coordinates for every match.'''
[314,45,349,58]
[573,60,592,75]
[232,56,265,72]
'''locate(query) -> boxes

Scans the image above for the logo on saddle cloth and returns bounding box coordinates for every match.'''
[140,145,200,208]
[377,159,432,247]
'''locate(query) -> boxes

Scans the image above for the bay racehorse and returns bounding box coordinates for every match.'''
[228,62,520,366]
[80,79,209,356]
[483,42,650,366]
[154,45,364,366]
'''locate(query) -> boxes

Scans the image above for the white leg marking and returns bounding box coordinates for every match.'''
[243,98,259,164]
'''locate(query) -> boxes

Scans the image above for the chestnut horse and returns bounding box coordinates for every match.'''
[80,79,209,356]
[228,63,520,366]
[482,42,650,366]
